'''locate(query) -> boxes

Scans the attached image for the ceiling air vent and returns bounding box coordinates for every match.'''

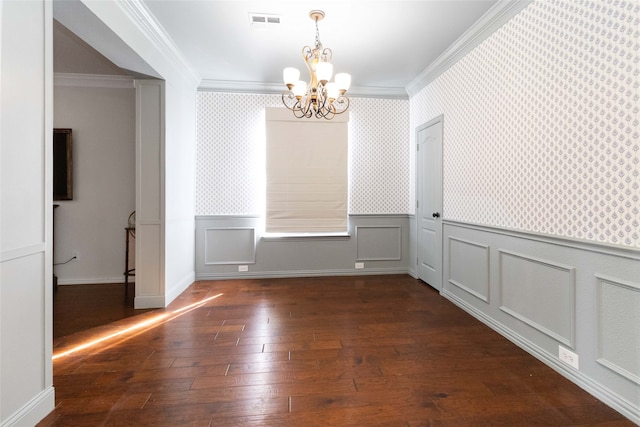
[249,13,281,31]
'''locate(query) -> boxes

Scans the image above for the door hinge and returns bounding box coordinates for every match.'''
[416,257,419,264]
[417,144,419,151]
[416,200,419,208]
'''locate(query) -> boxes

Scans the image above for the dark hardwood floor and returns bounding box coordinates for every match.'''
[54,283,152,339]
[41,275,633,426]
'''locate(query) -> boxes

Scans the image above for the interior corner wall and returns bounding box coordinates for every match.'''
[53,84,135,285]
[409,0,640,422]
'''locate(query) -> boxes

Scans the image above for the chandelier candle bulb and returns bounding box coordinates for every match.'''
[316,62,333,83]
[283,67,300,88]
[292,80,307,98]
[335,73,351,93]
[281,10,350,120]
[326,82,339,100]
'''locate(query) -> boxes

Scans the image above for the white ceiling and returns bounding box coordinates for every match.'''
[54,0,506,95]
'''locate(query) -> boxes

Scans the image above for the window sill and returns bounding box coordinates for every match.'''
[261,232,351,242]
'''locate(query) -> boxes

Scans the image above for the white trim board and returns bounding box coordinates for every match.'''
[54,72,134,88]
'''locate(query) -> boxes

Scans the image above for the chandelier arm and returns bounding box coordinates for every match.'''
[301,94,313,116]
[293,108,308,119]
[321,48,332,63]
[281,91,298,111]
[323,106,336,120]
[332,95,350,114]
[302,46,313,62]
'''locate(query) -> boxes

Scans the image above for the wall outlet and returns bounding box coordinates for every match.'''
[559,346,579,370]
[238,265,248,272]
[72,251,80,261]
[355,262,364,269]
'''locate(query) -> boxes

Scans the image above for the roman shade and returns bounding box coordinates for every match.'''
[265,108,349,233]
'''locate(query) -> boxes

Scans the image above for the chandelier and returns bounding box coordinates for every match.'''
[282,10,351,120]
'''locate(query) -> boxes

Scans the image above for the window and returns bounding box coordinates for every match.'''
[265,108,349,234]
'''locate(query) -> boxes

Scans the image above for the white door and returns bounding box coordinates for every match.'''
[416,117,443,290]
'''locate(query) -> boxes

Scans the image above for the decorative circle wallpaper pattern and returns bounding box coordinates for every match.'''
[348,98,410,214]
[196,92,280,215]
[411,0,639,248]
[196,92,411,215]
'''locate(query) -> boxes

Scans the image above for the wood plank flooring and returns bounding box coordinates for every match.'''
[41,275,633,426]
[54,283,151,339]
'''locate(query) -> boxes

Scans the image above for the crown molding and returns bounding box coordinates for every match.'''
[198,80,408,100]
[198,80,283,94]
[54,73,134,89]
[405,0,534,97]
[346,86,408,100]
[114,0,201,87]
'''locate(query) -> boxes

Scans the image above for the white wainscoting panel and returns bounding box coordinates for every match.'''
[137,222,163,297]
[448,236,490,303]
[596,274,640,385]
[441,221,640,423]
[196,215,409,279]
[499,249,575,347]
[356,226,402,261]
[204,227,256,265]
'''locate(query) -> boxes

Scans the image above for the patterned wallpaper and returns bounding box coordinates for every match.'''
[196,93,410,215]
[196,93,278,215]
[410,0,640,248]
[348,98,410,214]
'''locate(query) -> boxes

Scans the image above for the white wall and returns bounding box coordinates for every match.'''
[53,83,135,285]
[164,81,196,303]
[0,1,55,425]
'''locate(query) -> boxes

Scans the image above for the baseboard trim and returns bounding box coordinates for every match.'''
[165,271,196,305]
[57,277,125,285]
[441,289,640,425]
[1,386,55,427]
[195,267,409,281]
[134,295,165,309]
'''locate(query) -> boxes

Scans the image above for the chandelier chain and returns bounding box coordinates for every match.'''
[314,18,321,51]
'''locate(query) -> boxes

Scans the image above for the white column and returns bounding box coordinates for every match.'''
[134,80,166,308]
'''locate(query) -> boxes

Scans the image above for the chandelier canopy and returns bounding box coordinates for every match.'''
[282,10,351,120]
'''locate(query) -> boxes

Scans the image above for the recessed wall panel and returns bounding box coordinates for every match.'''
[137,223,162,296]
[499,250,575,347]
[137,82,162,220]
[356,226,401,261]
[596,275,640,385]
[421,227,436,270]
[448,237,490,302]
[1,252,46,420]
[205,227,255,265]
